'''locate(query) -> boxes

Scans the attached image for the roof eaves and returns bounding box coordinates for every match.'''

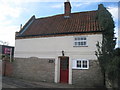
[16,30,102,38]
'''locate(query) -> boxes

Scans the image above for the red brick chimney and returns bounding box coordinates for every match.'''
[64,0,71,18]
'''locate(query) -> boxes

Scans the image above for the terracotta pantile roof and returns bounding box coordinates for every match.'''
[17,10,103,38]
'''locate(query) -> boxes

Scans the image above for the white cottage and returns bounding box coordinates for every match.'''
[14,1,104,87]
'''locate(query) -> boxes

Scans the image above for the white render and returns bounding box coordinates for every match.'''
[15,34,102,59]
[15,33,102,84]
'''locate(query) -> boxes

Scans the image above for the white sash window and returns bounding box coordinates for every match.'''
[74,36,87,47]
[72,59,89,69]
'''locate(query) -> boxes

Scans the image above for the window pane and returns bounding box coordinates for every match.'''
[83,61,87,68]
[83,42,86,45]
[80,38,83,40]
[78,42,80,45]
[81,42,83,45]
[77,61,81,68]
[75,42,77,46]
[83,37,86,40]
[75,38,77,40]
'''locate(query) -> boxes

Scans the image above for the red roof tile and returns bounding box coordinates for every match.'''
[17,10,103,38]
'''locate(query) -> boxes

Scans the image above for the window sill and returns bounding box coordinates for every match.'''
[73,46,88,47]
[72,68,89,70]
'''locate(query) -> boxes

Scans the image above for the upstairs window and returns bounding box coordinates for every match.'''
[74,36,87,47]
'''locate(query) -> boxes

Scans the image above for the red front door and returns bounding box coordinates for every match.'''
[59,56,69,83]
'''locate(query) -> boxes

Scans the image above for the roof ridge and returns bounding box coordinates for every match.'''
[36,10,98,20]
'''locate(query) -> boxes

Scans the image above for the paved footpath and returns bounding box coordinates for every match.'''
[2,76,76,88]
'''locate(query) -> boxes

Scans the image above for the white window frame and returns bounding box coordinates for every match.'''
[72,59,89,69]
[74,36,88,47]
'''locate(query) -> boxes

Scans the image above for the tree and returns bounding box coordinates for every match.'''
[106,48,120,88]
[95,4,116,87]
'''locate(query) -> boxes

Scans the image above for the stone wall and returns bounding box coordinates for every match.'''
[12,57,55,83]
[72,60,104,87]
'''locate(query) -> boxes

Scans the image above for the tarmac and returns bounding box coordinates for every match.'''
[2,76,75,88]
[2,76,108,89]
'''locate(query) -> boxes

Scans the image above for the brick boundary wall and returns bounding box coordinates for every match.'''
[11,58,104,87]
[2,61,13,76]
[72,60,104,87]
[12,57,55,83]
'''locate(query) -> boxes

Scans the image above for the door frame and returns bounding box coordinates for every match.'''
[54,56,72,84]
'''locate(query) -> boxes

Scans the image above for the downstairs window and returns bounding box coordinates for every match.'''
[72,59,89,69]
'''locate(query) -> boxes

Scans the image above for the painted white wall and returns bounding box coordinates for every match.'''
[15,34,102,60]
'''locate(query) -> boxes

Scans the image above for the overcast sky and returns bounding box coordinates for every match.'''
[0,0,119,47]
